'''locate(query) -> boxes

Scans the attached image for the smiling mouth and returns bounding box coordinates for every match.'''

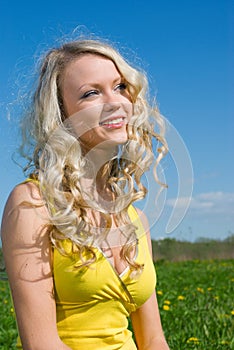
[99,117,126,127]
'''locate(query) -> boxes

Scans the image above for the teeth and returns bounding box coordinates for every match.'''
[101,118,124,125]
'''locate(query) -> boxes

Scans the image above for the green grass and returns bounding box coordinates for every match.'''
[0,280,18,349]
[0,259,233,349]
[156,259,234,349]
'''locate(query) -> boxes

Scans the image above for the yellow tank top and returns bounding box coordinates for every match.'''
[53,205,156,349]
[16,180,156,349]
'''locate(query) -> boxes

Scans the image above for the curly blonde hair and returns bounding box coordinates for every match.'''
[19,38,168,272]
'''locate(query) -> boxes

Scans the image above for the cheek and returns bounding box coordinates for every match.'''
[124,102,133,121]
[66,105,103,138]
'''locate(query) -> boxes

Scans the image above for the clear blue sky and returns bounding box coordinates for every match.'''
[0,0,233,242]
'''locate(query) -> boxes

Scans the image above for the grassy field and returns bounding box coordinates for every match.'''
[0,259,233,349]
[156,259,234,349]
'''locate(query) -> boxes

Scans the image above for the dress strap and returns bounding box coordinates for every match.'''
[22,175,39,186]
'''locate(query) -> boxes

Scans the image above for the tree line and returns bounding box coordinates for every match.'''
[152,235,234,262]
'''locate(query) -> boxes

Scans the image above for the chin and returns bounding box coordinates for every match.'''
[110,129,128,144]
[109,135,128,146]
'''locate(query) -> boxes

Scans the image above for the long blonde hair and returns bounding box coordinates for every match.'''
[20,38,168,272]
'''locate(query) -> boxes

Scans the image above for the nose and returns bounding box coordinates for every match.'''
[102,92,122,112]
[102,101,121,113]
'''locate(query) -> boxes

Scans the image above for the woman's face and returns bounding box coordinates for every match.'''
[61,54,133,151]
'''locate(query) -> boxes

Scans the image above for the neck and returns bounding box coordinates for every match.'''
[80,145,118,204]
[83,145,118,182]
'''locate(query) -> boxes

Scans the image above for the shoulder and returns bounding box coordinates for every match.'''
[1,181,49,246]
[133,206,153,255]
[134,207,150,234]
[9,180,42,201]
[3,180,46,214]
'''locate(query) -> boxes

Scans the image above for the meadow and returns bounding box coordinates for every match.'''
[155,259,234,349]
[0,258,233,349]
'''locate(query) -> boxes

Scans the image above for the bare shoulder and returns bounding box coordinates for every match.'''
[4,180,44,207]
[134,207,150,233]
[1,181,49,246]
[134,206,153,254]
[1,181,52,285]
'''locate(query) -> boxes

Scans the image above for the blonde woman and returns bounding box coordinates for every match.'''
[1,38,170,350]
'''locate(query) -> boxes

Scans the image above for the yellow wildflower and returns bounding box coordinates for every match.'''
[187,337,199,344]
[164,300,171,305]
[231,310,234,316]
[178,295,185,300]
[163,305,170,311]
[197,287,204,293]
[157,290,163,295]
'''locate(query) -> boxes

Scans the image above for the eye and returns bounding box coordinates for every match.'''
[81,90,99,99]
[114,82,128,92]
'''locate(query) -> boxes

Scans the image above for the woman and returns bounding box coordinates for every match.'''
[1,38,170,349]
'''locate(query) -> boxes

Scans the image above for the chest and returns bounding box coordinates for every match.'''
[53,234,156,309]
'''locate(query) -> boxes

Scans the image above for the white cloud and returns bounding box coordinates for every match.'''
[167,191,234,216]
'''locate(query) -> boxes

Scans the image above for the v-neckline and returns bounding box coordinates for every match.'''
[97,244,139,279]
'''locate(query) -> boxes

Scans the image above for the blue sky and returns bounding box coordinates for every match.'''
[0,0,233,242]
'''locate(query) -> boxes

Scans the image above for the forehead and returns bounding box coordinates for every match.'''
[63,54,121,83]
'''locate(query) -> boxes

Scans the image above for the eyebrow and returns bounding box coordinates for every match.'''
[77,76,123,92]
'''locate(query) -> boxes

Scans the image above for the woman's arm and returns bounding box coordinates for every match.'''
[1,182,71,350]
[131,291,170,350]
[131,208,170,350]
